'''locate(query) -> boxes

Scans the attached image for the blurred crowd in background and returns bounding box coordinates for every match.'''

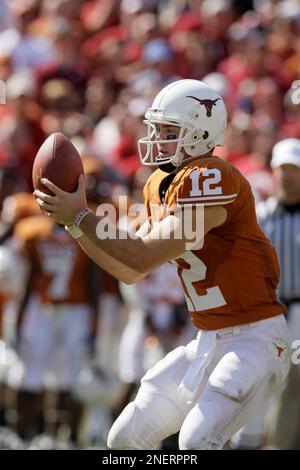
[0,0,300,450]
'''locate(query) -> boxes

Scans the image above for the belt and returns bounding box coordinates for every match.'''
[216,314,285,337]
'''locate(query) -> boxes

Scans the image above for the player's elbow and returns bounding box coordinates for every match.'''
[116,256,149,283]
[123,252,150,275]
[120,259,150,283]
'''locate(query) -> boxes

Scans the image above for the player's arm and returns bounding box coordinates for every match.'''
[34,177,151,284]
[77,205,227,278]
[34,176,227,281]
[76,223,150,284]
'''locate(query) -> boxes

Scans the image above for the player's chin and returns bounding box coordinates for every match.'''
[158,151,170,159]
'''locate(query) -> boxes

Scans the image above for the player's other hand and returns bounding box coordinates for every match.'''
[33,175,88,226]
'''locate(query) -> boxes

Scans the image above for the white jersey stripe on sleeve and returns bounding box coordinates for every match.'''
[177,193,238,202]
[178,199,235,207]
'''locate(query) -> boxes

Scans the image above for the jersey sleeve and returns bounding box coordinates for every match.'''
[176,162,239,207]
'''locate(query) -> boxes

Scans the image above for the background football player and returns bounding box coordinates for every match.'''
[11,213,101,444]
[0,192,40,432]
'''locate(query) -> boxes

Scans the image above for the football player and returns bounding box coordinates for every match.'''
[12,215,101,443]
[34,79,291,450]
[0,192,40,431]
[0,246,23,428]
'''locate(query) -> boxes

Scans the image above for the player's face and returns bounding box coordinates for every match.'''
[274,164,300,199]
[154,124,181,159]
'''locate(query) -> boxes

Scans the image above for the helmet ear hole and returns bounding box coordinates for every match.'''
[203,131,209,140]
[191,132,201,141]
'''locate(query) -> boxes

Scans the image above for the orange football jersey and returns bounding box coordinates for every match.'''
[14,216,92,305]
[143,156,286,330]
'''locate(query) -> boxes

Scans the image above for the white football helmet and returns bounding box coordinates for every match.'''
[138,79,227,169]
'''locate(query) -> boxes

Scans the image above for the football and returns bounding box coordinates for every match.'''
[32,132,84,194]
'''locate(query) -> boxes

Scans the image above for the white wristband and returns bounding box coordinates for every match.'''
[65,223,83,239]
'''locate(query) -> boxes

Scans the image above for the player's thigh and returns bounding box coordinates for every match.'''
[179,323,291,449]
[20,298,54,364]
[58,304,91,365]
[55,305,91,388]
[108,343,199,449]
[62,305,91,345]
[20,297,55,389]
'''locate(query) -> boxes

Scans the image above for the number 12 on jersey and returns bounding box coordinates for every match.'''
[189,168,222,197]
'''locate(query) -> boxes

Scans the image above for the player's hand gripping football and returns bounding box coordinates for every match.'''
[33,175,88,226]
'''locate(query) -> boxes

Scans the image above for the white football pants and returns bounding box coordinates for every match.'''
[107,314,291,450]
[19,295,91,391]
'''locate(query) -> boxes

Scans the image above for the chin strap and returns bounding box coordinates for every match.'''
[158,162,179,174]
[158,150,185,173]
